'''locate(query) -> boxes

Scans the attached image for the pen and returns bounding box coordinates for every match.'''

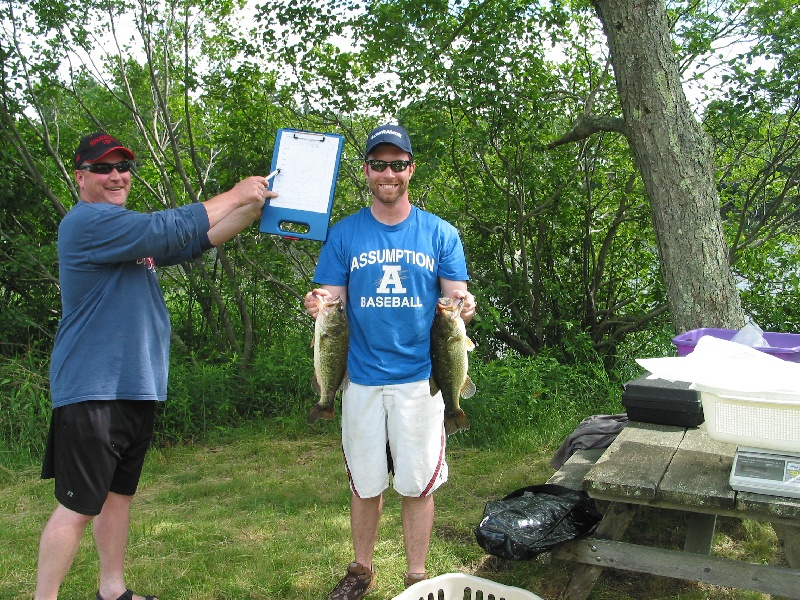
[266,168,281,181]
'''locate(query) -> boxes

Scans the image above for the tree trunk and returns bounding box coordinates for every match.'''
[592,0,743,333]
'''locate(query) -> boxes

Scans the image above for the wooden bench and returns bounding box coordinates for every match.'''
[546,448,606,489]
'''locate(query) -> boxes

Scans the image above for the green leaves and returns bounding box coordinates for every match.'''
[3,0,800,370]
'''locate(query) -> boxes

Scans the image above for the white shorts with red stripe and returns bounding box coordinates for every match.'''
[342,380,448,498]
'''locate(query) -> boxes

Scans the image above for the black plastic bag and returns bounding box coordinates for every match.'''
[475,483,603,560]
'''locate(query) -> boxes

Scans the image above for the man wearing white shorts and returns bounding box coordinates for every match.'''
[342,381,448,499]
[304,124,475,600]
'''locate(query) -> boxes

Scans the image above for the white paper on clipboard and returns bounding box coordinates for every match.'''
[259,129,344,241]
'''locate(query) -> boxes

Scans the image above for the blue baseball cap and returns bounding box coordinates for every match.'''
[364,124,413,158]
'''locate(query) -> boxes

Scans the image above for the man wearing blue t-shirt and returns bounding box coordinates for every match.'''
[35,132,276,600]
[304,124,476,599]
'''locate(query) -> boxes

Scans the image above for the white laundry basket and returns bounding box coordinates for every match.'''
[392,573,544,600]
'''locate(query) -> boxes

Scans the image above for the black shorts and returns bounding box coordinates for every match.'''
[42,400,156,516]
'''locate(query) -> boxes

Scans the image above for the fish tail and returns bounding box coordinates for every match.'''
[307,402,335,424]
[444,410,470,436]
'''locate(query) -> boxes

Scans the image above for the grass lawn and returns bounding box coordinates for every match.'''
[0,420,784,599]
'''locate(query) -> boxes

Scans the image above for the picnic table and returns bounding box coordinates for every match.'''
[547,421,800,599]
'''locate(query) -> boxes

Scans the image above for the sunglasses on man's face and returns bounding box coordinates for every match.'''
[78,160,135,174]
[365,159,412,173]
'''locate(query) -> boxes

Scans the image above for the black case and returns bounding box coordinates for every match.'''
[622,373,704,427]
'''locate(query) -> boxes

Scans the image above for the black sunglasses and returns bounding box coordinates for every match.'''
[365,159,412,173]
[78,160,135,174]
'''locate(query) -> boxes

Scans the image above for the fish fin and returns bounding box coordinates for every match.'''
[312,373,322,394]
[465,336,476,352]
[307,402,335,425]
[429,376,439,397]
[444,410,470,436]
[460,375,477,399]
[339,372,350,393]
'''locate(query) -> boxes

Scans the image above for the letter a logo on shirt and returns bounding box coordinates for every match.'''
[376,265,407,294]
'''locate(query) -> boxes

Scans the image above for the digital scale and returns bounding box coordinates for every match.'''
[730,447,800,499]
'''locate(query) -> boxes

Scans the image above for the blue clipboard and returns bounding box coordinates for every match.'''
[259,129,345,241]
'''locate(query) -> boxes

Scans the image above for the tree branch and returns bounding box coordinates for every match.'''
[547,113,628,149]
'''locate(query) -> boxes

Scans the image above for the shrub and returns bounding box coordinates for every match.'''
[456,345,626,452]
[158,358,239,444]
[0,354,51,465]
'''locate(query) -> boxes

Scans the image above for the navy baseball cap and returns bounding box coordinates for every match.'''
[364,124,413,158]
[73,132,135,169]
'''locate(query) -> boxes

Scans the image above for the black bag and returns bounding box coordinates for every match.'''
[475,483,603,560]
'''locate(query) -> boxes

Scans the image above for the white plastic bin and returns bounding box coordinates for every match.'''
[392,573,544,600]
[699,389,800,452]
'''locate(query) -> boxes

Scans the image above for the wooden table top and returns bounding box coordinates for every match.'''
[583,421,800,525]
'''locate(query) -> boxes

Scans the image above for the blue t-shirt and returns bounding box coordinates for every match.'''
[313,206,469,385]
[49,200,212,408]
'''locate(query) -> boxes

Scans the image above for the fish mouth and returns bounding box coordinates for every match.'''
[437,297,464,312]
[314,293,342,309]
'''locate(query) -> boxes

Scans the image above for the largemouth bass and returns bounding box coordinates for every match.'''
[308,294,349,424]
[430,297,476,435]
